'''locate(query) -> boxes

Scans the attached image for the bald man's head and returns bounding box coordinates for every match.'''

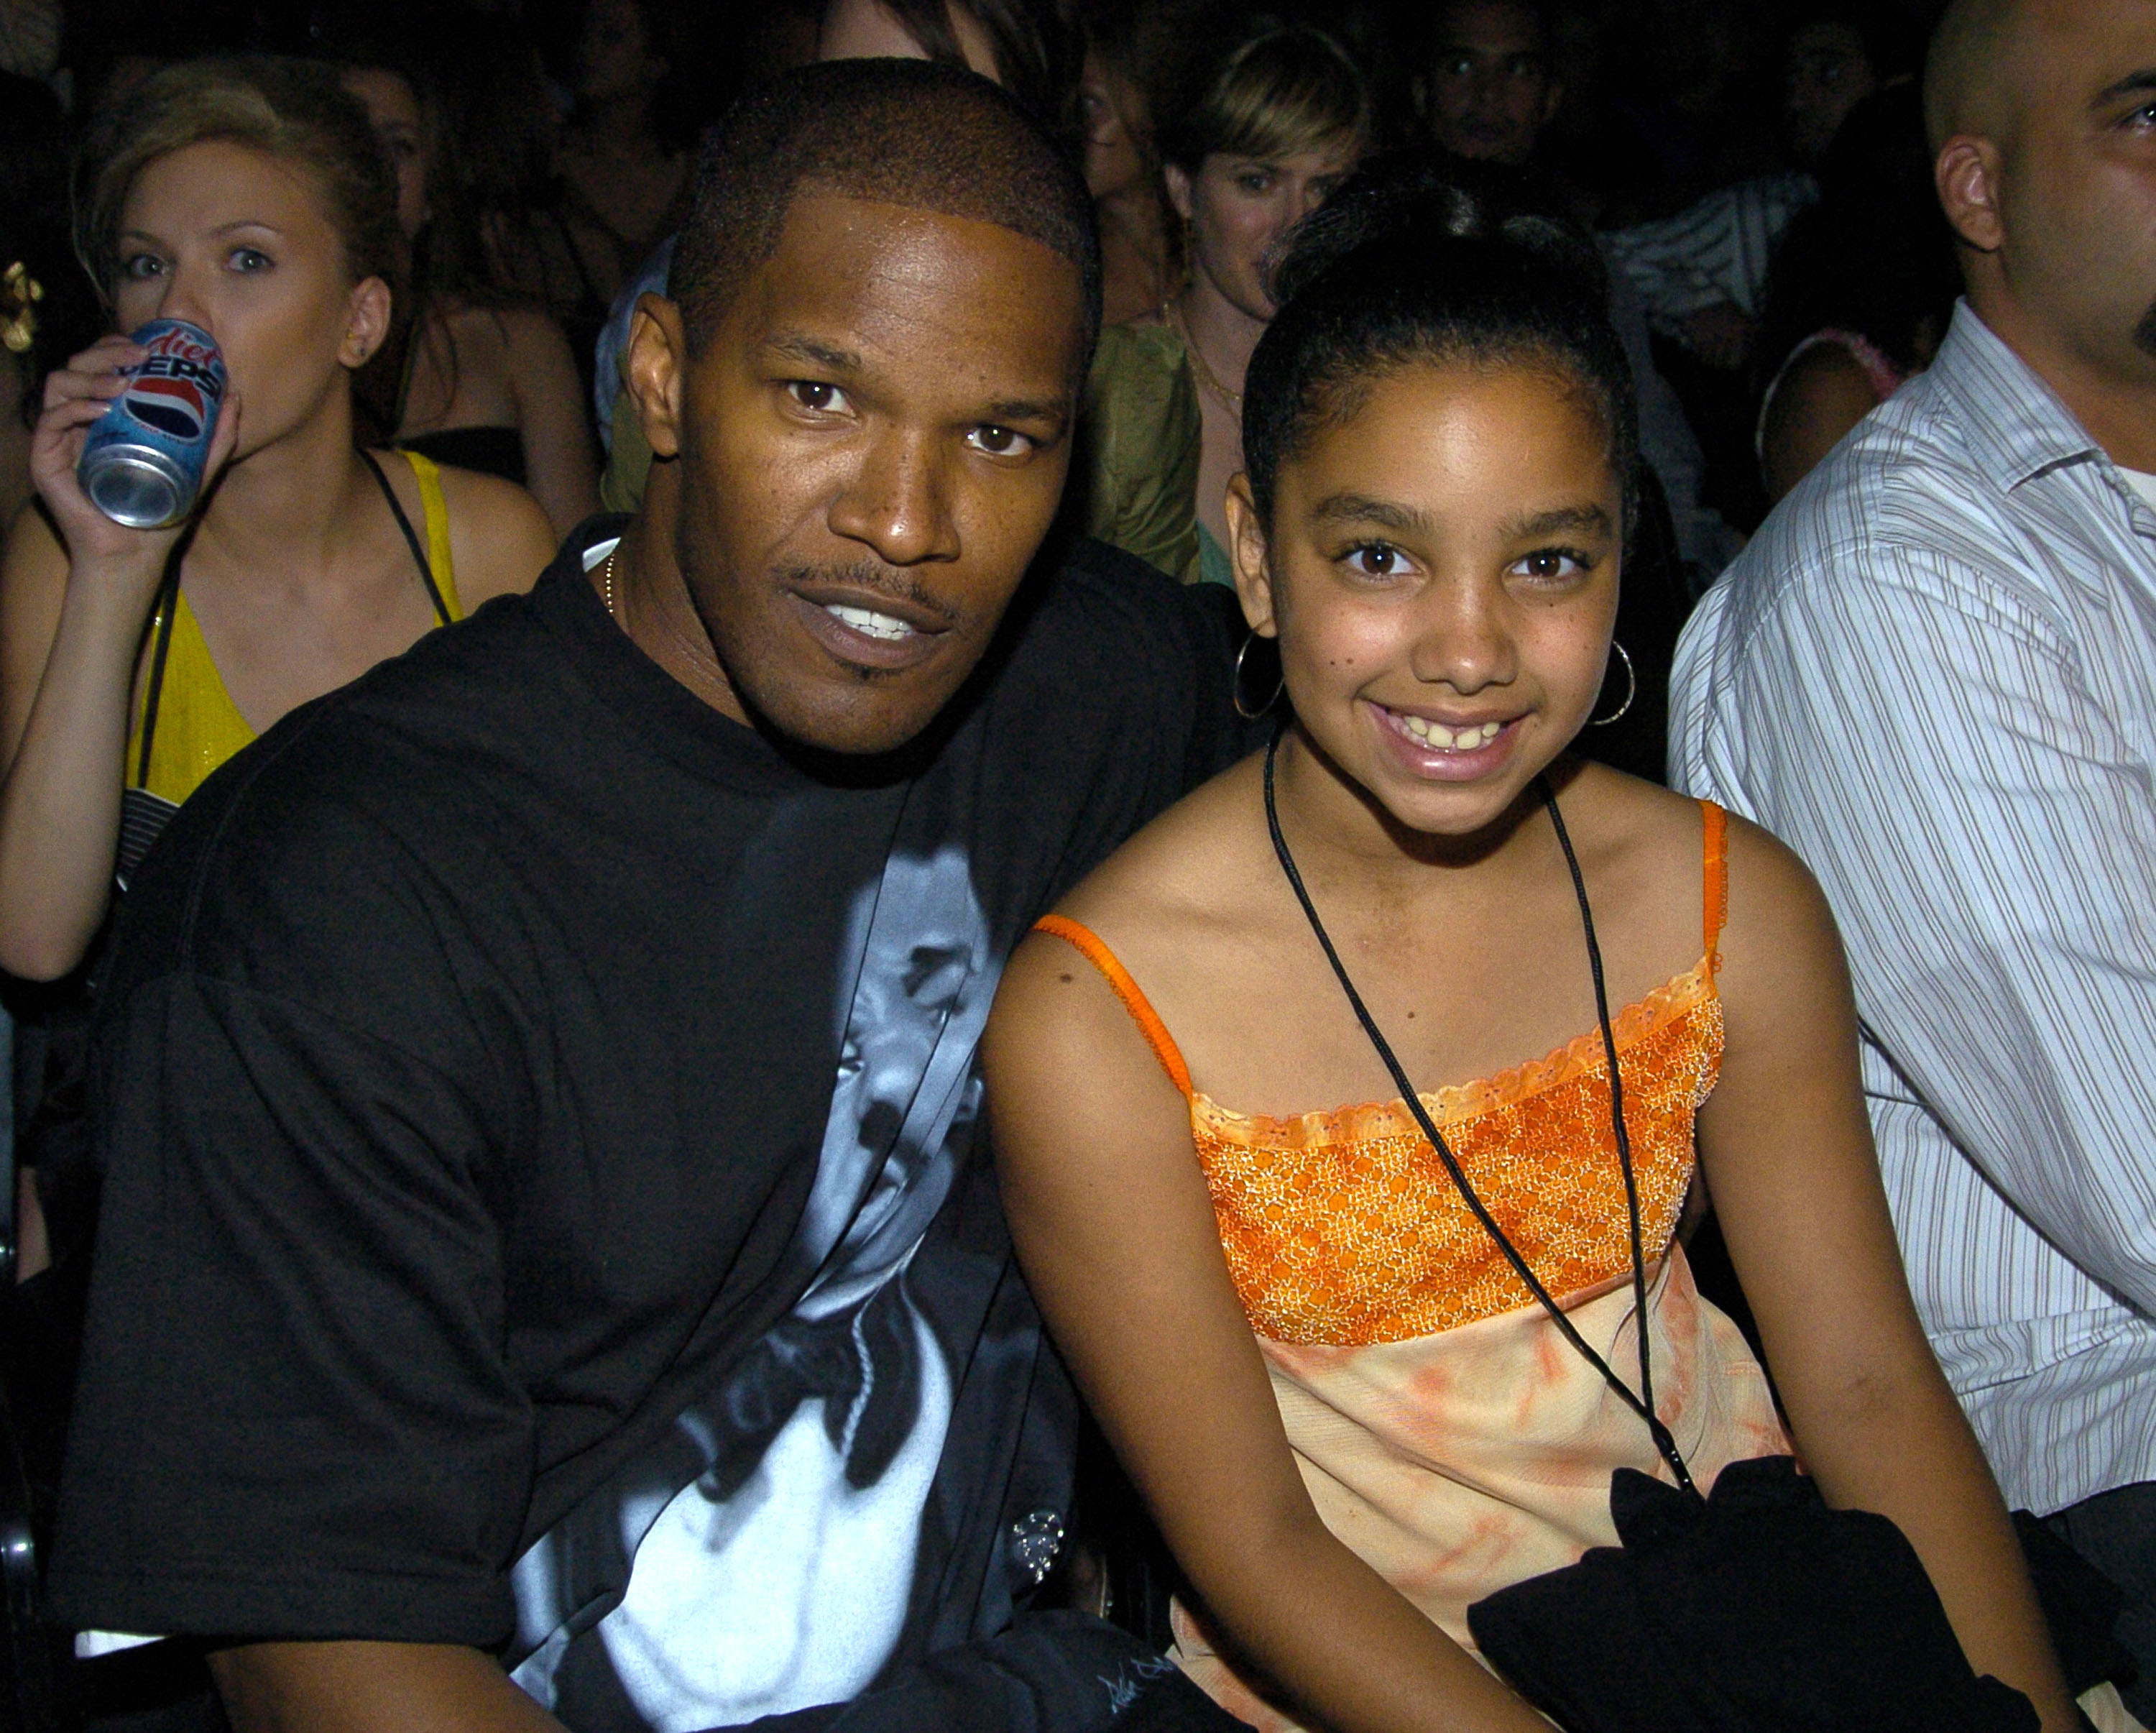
[1923,0,2156,452]
[1923,0,2024,152]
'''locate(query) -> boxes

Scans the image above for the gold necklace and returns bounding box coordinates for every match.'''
[599,548,620,617]
[1164,295,1244,412]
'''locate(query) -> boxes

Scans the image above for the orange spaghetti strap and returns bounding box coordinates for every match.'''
[1700,800,1730,973]
[1033,916,1193,1096]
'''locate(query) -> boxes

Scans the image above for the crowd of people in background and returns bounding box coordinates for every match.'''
[4,0,1952,570]
[2,0,2155,1730]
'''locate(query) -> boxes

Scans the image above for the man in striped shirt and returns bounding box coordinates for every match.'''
[1670,0,2156,1708]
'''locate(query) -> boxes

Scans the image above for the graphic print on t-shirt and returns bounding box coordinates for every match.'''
[508,841,1005,1731]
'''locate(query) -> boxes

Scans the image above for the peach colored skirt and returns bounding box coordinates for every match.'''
[1171,1245,1787,1729]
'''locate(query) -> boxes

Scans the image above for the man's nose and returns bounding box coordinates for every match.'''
[826,429,962,567]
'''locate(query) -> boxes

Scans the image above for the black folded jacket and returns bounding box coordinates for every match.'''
[1467,1456,2039,1733]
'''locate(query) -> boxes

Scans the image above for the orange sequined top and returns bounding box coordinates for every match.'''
[1036,801,1729,1348]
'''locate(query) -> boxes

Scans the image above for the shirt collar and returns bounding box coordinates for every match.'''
[1931,299,2109,490]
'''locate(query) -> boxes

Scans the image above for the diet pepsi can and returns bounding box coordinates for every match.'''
[77,319,226,530]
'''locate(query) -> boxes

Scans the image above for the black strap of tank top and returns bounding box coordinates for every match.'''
[361,449,454,626]
[134,457,450,792]
[132,546,185,789]
[1262,725,1697,1494]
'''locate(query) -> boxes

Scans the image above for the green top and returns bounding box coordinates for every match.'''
[1196,523,1235,589]
[600,321,1204,584]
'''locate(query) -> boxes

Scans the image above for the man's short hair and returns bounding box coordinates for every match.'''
[1428,0,1555,59]
[671,58,1101,374]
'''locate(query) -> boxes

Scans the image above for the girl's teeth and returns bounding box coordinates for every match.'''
[1399,713,1502,750]
[825,602,915,641]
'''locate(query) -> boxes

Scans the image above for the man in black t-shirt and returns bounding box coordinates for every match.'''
[49,62,1253,1733]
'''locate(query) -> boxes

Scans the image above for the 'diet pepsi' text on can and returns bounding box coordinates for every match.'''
[77,319,226,530]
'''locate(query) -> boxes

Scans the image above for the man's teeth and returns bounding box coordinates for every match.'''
[1398,713,1504,750]
[825,602,916,641]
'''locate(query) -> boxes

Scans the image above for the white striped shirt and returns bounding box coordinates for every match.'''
[1669,301,2156,1515]
[1603,170,1818,331]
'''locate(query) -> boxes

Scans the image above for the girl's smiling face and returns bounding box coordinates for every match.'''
[1232,357,1623,840]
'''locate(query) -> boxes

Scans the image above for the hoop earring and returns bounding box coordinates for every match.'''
[1589,641,1636,727]
[1233,630,1286,722]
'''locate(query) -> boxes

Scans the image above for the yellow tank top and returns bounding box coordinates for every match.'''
[124,449,462,811]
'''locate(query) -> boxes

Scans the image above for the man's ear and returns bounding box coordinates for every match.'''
[340,276,395,369]
[1935,134,2005,253]
[1164,162,1194,225]
[626,293,688,462]
[1225,472,1278,639]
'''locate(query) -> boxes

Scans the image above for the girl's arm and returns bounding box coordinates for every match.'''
[1700,816,2080,1732]
[502,308,600,539]
[0,336,239,981]
[984,931,1549,1733]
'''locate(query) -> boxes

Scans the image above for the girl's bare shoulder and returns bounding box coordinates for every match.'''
[1046,748,1273,953]
[1558,763,1843,990]
[1716,804,1845,979]
[1556,760,1716,892]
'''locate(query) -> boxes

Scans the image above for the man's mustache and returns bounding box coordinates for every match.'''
[775,561,962,626]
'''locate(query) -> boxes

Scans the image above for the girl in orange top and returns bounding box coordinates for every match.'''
[982,168,2086,1733]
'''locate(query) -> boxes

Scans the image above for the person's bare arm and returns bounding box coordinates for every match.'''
[210,1642,566,1733]
[439,464,558,610]
[503,309,599,539]
[1759,343,1880,505]
[1,357,34,533]
[984,932,1549,1733]
[1700,817,2079,1733]
[0,336,239,980]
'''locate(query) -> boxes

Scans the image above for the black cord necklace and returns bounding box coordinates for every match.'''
[1263,726,1696,1494]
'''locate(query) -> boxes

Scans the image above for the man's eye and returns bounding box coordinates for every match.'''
[1237,171,1274,193]
[786,380,849,414]
[2128,102,2156,132]
[1343,542,1409,577]
[967,425,1034,457]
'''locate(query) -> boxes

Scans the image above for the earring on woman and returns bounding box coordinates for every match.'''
[1233,630,1286,721]
[1588,641,1636,727]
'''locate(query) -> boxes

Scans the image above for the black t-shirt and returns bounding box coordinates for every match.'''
[49,523,1251,1731]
